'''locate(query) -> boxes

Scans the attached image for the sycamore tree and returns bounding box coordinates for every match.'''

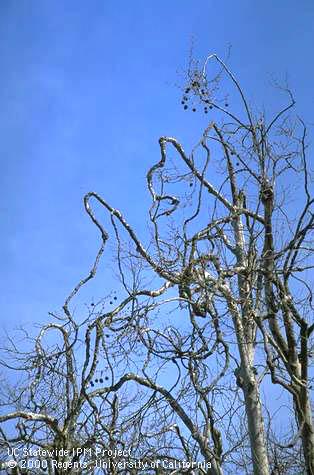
[0,54,313,475]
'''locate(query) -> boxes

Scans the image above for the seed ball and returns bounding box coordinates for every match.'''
[91,303,95,306]
[181,101,185,105]
[184,105,188,110]
[95,379,98,383]
[114,296,117,300]
[99,378,103,383]
[225,103,229,107]
[110,301,113,305]
[209,105,213,109]
[105,376,109,381]
[236,162,240,166]
[192,108,196,112]
[185,88,190,93]
[90,381,94,387]
[189,183,193,187]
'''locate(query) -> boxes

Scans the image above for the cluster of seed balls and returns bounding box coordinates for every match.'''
[91,294,118,308]
[89,294,118,387]
[181,83,229,113]
[89,376,109,387]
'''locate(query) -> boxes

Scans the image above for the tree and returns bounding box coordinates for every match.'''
[0,54,313,474]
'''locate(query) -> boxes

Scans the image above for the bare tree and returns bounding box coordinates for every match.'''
[0,54,313,475]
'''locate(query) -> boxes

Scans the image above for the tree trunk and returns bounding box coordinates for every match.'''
[242,372,270,475]
[233,340,270,474]
[295,388,314,474]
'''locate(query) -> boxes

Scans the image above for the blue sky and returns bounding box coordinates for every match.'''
[0,0,314,329]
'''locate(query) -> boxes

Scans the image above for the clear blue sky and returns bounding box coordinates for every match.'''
[1,0,314,329]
